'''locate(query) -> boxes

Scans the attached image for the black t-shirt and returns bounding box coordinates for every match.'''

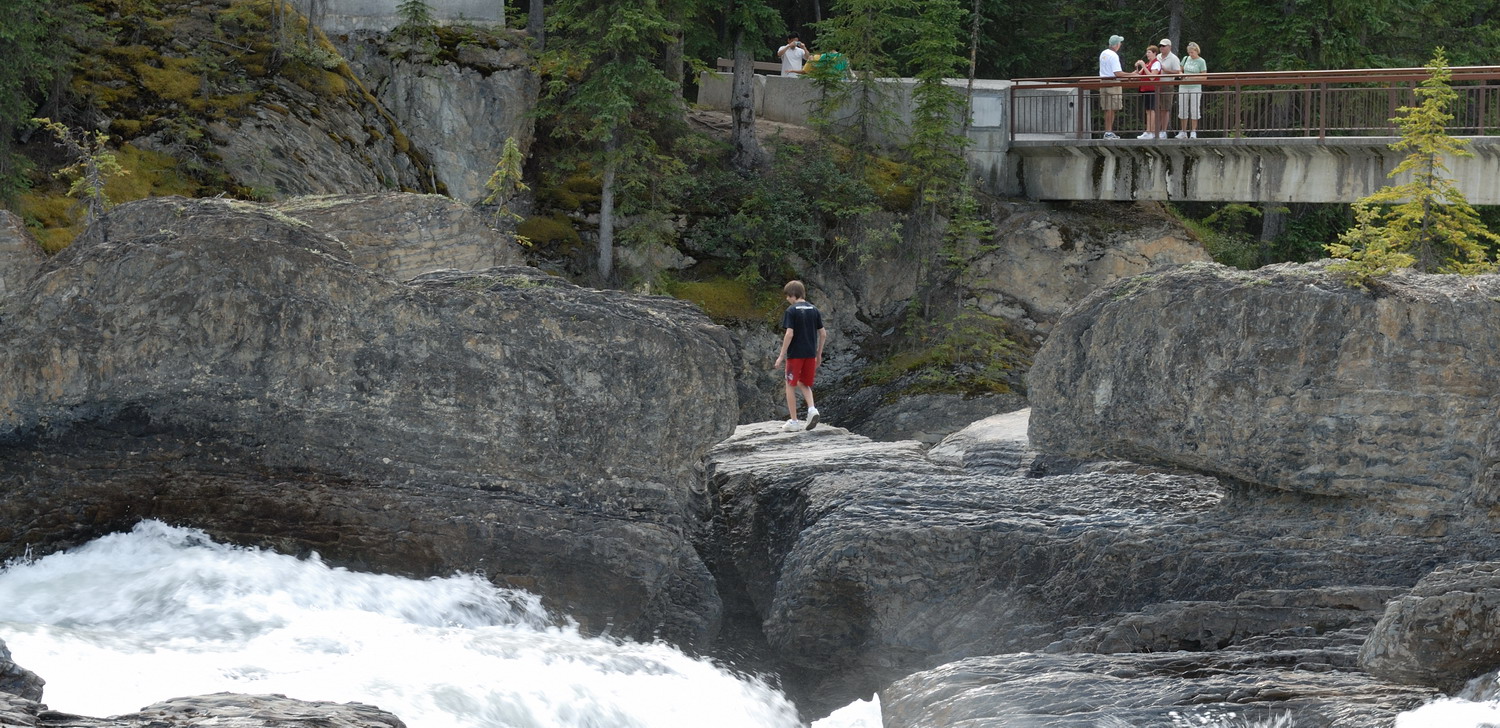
[781,301,824,359]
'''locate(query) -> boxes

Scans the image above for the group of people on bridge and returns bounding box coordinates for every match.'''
[1098,34,1209,140]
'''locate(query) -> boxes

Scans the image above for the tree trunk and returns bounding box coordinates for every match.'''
[1169,0,1183,47]
[598,137,618,279]
[962,0,980,138]
[730,28,760,172]
[662,31,686,99]
[527,0,544,50]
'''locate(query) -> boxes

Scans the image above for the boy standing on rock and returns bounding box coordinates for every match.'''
[774,280,825,432]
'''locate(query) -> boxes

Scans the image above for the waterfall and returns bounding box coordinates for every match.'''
[0,521,806,728]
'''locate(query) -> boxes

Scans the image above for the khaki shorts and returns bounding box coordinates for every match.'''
[1159,86,1176,109]
[1099,85,1123,111]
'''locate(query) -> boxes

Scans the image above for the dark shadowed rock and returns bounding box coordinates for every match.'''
[1028,261,1500,515]
[0,211,44,301]
[275,194,526,279]
[0,639,43,702]
[1361,561,1500,690]
[0,692,403,728]
[0,196,739,646]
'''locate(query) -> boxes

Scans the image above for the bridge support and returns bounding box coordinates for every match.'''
[1006,137,1500,204]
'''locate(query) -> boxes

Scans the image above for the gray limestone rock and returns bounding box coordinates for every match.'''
[882,648,1438,728]
[0,693,403,728]
[703,419,1480,718]
[0,196,738,646]
[1361,561,1500,690]
[959,201,1210,332]
[275,193,525,279]
[337,31,536,204]
[1028,261,1500,515]
[0,211,44,302]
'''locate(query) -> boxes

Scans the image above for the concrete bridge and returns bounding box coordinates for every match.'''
[697,66,1500,205]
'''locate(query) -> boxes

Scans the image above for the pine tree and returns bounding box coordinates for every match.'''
[542,0,685,279]
[1326,48,1499,284]
[33,118,128,227]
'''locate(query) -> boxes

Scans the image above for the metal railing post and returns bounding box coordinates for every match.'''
[1008,84,1015,139]
[1076,86,1086,140]
[1319,83,1328,140]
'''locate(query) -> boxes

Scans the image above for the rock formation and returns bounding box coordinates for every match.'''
[0,195,739,646]
[1361,561,1500,691]
[702,409,1495,721]
[0,689,404,728]
[275,193,525,279]
[1028,261,1500,515]
[958,200,1210,332]
[0,211,44,301]
[337,31,537,204]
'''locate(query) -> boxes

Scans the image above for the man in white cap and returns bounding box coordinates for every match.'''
[1098,35,1131,139]
[1157,39,1183,138]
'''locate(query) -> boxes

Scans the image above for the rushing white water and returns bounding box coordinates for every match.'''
[2,520,1488,728]
[0,521,810,728]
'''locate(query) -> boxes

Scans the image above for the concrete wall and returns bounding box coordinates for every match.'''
[696,71,1020,192]
[1005,137,1500,204]
[291,0,504,34]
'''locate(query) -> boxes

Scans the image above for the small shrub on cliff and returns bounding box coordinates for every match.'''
[1326,49,1499,285]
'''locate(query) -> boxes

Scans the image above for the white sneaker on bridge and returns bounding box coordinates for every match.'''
[1175,131,1188,139]
[1190,131,1198,138]
[1102,132,1120,139]
[1138,132,1156,139]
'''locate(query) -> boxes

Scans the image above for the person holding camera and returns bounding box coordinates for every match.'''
[778,33,808,76]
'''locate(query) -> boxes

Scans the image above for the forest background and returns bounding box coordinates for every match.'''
[4,0,1500,309]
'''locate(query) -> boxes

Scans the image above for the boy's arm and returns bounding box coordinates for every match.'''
[773,329,794,367]
[816,328,826,361]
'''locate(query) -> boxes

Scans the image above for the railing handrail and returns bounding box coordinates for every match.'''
[1010,65,1500,89]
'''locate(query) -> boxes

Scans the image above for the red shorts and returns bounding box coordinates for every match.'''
[785,357,818,386]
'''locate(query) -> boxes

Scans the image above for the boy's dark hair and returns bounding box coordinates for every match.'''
[787,32,800,40]
[783,280,806,299]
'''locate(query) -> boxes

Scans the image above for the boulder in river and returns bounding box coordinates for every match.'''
[0,195,739,647]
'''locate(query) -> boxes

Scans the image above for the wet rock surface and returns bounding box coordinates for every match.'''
[882,644,1439,728]
[0,196,738,646]
[0,692,403,728]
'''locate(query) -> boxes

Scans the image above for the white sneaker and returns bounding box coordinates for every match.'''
[1138,132,1155,139]
[805,407,820,430]
[1175,131,1188,139]
[1102,132,1120,139]
[1190,131,1198,138]
[783,419,802,432]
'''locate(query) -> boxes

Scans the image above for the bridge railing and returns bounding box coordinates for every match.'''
[1008,67,1500,140]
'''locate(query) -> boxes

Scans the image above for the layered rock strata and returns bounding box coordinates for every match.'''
[704,415,1491,720]
[1029,261,1500,514]
[0,196,738,645]
[1361,561,1500,690]
[275,193,525,279]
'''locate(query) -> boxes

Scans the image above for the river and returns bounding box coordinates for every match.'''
[0,521,1489,727]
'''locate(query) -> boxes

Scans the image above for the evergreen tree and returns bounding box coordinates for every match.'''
[543,0,685,279]
[1326,48,1498,283]
[726,0,782,172]
[0,0,95,205]
[33,118,127,228]
[808,0,901,152]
